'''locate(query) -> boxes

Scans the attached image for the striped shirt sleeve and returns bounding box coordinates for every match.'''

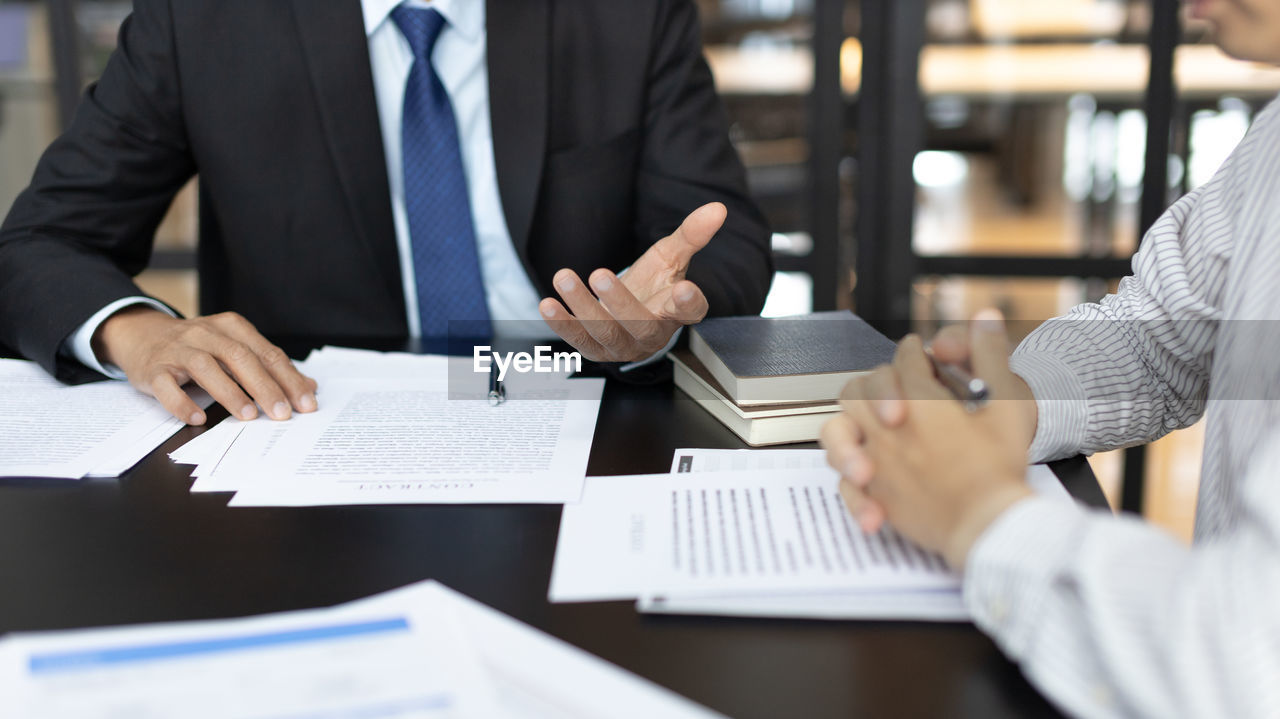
[1009,176,1229,463]
[964,430,1280,718]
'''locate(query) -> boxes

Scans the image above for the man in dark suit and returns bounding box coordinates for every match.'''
[0,0,772,425]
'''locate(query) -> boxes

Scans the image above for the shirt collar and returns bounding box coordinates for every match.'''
[361,0,484,43]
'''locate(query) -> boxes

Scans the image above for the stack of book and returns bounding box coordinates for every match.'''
[672,311,897,445]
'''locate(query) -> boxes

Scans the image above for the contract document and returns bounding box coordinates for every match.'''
[550,452,1073,621]
[0,359,209,479]
[0,580,721,719]
[174,350,603,505]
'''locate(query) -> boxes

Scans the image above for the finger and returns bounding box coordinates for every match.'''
[839,478,887,534]
[928,323,971,366]
[838,372,872,416]
[820,414,872,486]
[553,269,638,360]
[857,497,887,533]
[213,315,318,413]
[843,390,897,464]
[648,202,726,277]
[181,349,259,421]
[865,364,906,426]
[588,269,672,349]
[147,371,208,425]
[210,339,292,420]
[662,280,709,324]
[839,367,906,427]
[539,298,611,361]
[893,334,952,403]
[968,308,1015,394]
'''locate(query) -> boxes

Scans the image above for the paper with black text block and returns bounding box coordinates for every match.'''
[0,358,210,479]
[550,452,1072,621]
[187,354,602,505]
[550,470,958,603]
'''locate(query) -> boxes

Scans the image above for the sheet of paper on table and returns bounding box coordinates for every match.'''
[0,579,722,719]
[172,347,459,478]
[171,347,604,505]
[0,358,210,480]
[669,447,1072,501]
[550,450,1073,622]
[349,582,725,719]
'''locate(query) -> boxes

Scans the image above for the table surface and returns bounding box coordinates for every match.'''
[0,344,1107,719]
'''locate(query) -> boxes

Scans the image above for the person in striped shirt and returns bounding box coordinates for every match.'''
[821,0,1280,715]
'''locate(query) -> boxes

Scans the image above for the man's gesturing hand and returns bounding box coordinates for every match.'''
[538,202,723,363]
[93,306,318,425]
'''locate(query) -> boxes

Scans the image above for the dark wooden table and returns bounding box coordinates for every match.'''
[0,342,1106,718]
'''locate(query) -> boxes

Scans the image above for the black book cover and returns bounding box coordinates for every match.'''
[691,311,896,378]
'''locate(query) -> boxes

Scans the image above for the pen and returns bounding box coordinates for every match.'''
[488,361,506,406]
[925,347,988,411]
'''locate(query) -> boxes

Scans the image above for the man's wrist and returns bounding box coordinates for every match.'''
[944,483,1036,570]
[92,305,176,370]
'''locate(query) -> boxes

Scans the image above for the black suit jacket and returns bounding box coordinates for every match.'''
[0,0,772,380]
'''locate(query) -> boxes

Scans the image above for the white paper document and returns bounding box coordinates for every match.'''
[551,451,1073,622]
[173,350,603,505]
[351,582,725,719]
[0,580,722,719]
[0,583,501,718]
[670,447,1072,502]
[0,359,209,479]
[551,470,954,604]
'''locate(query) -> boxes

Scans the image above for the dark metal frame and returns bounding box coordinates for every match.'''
[851,0,1184,513]
[1120,0,1182,514]
[853,0,924,339]
[805,0,845,312]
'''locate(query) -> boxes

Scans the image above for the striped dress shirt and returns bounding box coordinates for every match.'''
[968,95,1280,718]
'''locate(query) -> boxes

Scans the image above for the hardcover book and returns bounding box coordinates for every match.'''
[688,311,897,405]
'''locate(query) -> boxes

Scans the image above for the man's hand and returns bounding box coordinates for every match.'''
[538,202,723,362]
[818,310,1039,568]
[93,307,318,425]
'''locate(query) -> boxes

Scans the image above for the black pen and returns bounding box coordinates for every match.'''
[488,361,506,406]
[925,347,988,411]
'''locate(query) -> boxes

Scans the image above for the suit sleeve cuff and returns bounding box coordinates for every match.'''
[1009,350,1090,463]
[619,326,683,373]
[962,495,1087,658]
[65,297,177,379]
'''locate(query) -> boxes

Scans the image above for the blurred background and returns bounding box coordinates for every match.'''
[3,0,1280,537]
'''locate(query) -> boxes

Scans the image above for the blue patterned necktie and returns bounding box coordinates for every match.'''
[392,5,491,340]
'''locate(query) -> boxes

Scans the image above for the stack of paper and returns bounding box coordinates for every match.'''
[170,346,605,505]
[0,579,722,719]
[550,449,1074,622]
[0,359,211,480]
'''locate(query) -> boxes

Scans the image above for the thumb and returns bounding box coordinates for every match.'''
[969,308,1016,395]
[653,202,726,275]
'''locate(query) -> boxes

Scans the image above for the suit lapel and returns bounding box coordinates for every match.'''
[290,0,403,310]
[486,0,549,265]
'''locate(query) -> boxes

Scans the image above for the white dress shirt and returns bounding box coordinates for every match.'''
[972,95,1280,717]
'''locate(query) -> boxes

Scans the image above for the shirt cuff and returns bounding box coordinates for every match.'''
[619,326,683,373]
[66,297,177,379]
[962,495,1087,659]
[1008,350,1090,463]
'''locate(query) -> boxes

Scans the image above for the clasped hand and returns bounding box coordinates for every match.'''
[819,310,1040,569]
[539,202,724,363]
